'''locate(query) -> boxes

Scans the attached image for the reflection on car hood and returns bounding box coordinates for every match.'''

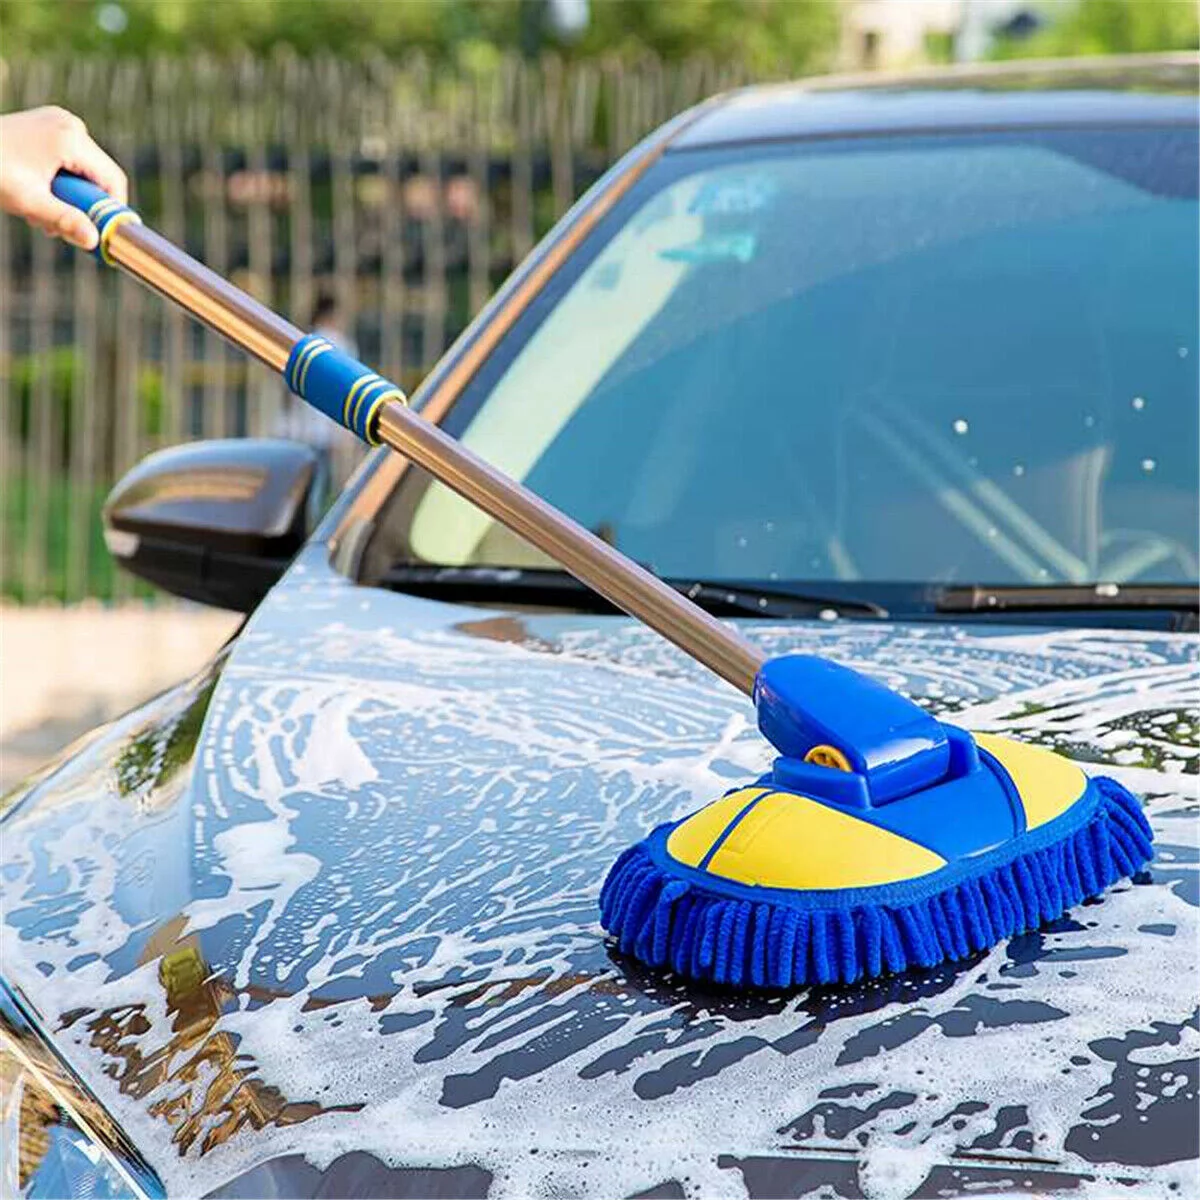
[2,548,1197,1199]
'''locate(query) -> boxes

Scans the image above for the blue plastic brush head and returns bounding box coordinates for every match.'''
[601,653,1153,988]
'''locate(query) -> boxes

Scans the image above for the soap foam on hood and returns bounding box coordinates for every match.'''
[2,580,1196,1199]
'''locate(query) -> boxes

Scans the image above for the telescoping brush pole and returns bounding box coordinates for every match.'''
[51,172,763,699]
[55,171,1153,990]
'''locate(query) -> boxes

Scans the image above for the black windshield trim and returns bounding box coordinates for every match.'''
[381,564,888,619]
[937,583,1199,613]
[382,566,1199,631]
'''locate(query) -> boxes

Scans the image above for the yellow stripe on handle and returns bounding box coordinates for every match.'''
[295,338,332,396]
[97,210,141,266]
[341,372,378,430]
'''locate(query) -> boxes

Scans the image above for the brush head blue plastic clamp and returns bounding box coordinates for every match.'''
[753,654,951,808]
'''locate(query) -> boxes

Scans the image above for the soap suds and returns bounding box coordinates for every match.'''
[3,568,1196,1199]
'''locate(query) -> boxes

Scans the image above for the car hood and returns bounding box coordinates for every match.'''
[2,549,1197,1199]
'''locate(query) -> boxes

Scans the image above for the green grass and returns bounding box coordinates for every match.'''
[1,471,145,603]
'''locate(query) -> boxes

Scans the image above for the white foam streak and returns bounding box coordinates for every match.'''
[4,597,1197,1198]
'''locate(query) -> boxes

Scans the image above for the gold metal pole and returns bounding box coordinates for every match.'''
[377,401,764,695]
[108,224,300,372]
[101,221,766,697]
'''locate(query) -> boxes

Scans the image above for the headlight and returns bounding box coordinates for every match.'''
[1,983,161,1199]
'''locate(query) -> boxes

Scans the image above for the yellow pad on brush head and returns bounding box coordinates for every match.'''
[975,734,1088,830]
[667,787,947,888]
[664,735,1089,891]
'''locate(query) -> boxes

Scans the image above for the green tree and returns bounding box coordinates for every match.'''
[991,0,1199,59]
[570,0,838,73]
[0,0,838,72]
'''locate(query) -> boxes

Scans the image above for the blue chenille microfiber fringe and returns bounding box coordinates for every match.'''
[599,776,1153,988]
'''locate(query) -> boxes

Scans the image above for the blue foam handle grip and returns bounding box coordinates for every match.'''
[50,171,140,262]
[51,171,107,214]
[284,334,406,445]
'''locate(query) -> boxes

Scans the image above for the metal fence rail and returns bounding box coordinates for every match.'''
[0,52,774,603]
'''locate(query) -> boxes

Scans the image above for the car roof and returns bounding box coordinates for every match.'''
[671,53,1200,150]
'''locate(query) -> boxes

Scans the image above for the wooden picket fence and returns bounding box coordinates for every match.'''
[0,52,775,602]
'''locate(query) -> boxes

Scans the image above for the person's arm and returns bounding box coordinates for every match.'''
[0,106,127,251]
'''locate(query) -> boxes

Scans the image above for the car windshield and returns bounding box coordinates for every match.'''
[394,127,1198,591]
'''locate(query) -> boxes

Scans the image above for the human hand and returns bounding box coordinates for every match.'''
[0,106,128,250]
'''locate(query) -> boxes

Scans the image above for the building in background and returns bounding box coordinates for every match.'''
[839,0,1035,70]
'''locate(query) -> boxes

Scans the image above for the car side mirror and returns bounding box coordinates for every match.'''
[103,438,318,612]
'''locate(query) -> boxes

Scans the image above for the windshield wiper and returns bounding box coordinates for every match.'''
[381,564,887,619]
[671,579,886,619]
[936,583,1199,615]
